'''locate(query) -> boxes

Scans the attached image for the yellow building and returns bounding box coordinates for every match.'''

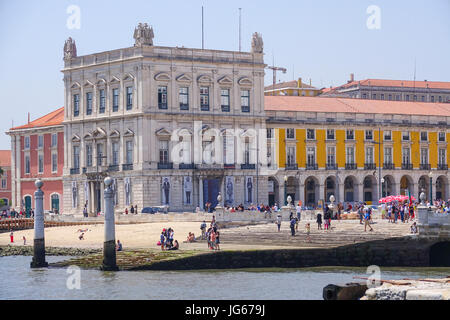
[265,96,450,207]
[264,78,322,97]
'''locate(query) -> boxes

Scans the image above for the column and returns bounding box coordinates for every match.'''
[199,177,204,210]
[101,177,118,271]
[358,183,364,202]
[279,183,285,206]
[319,184,325,203]
[338,182,345,204]
[90,182,95,216]
[30,180,48,268]
[298,183,304,206]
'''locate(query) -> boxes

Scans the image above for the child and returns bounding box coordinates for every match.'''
[160,231,165,251]
[215,231,220,250]
[316,212,322,230]
[10,231,14,243]
[23,236,26,245]
[305,223,311,243]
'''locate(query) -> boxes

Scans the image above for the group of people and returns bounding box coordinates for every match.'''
[384,202,415,223]
[1,208,34,219]
[159,227,179,251]
[124,205,139,215]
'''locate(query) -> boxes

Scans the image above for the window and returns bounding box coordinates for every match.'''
[241,90,250,112]
[402,147,410,164]
[25,155,30,174]
[381,94,385,100]
[86,92,93,115]
[97,143,104,166]
[159,140,169,163]
[384,130,392,141]
[126,86,133,110]
[346,147,355,164]
[126,141,133,164]
[86,144,93,167]
[439,132,446,142]
[73,146,80,169]
[439,96,442,103]
[326,129,335,140]
[327,146,335,165]
[372,94,376,100]
[413,95,417,101]
[199,87,209,111]
[99,89,106,113]
[405,95,409,101]
[362,93,367,99]
[365,147,374,164]
[158,86,168,109]
[223,134,234,165]
[38,135,43,149]
[420,132,428,142]
[112,142,119,165]
[402,131,410,141]
[388,94,392,101]
[179,87,189,110]
[421,96,425,102]
[51,133,57,147]
[24,136,30,150]
[286,128,295,139]
[52,153,58,172]
[346,129,354,140]
[244,139,251,164]
[287,147,295,165]
[112,88,119,112]
[1,178,6,189]
[420,148,428,164]
[307,147,315,165]
[431,96,435,102]
[73,94,80,116]
[266,128,274,139]
[221,89,230,112]
[306,129,315,140]
[395,95,400,101]
[384,147,392,164]
[365,130,373,141]
[439,148,446,165]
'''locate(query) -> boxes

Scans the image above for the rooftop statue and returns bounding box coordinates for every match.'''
[251,32,263,54]
[134,23,154,46]
[63,37,77,60]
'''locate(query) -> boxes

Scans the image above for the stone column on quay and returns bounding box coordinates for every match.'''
[30,179,48,268]
[281,195,293,221]
[101,177,119,271]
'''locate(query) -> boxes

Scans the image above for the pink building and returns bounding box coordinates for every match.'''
[0,150,11,209]
[7,108,64,213]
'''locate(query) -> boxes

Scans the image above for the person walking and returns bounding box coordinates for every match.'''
[305,223,311,243]
[10,230,14,243]
[316,211,322,230]
[296,203,302,222]
[364,210,373,232]
[290,216,296,236]
[200,220,207,240]
[276,214,282,232]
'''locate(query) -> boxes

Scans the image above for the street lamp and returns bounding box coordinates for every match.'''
[284,175,288,206]
[428,171,433,203]
[381,178,385,198]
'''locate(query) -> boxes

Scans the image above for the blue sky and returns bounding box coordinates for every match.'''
[0,0,449,150]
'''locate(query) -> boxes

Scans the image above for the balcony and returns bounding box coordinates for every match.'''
[364,163,376,170]
[179,163,195,170]
[420,163,431,170]
[224,164,236,169]
[383,163,395,170]
[345,163,357,170]
[438,164,448,170]
[195,163,223,170]
[158,162,173,170]
[241,163,256,170]
[82,167,87,174]
[122,164,133,171]
[70,168,80,175]
[326,163,337,170]
[285,163,298,170]
[108,165,120,172]
[401,163,413,170]
[306,163,318,170]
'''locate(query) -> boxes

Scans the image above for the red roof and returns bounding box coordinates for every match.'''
[264,96,450,117]
[0,150,11,167]
[10,107,64,131]
[329,79,450,92]
[265,80,317,91]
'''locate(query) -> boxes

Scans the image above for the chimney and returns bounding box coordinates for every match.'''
[309,78,311,86]
[349,73,354,83]
[28,112,30,124]
[298,77,302,88]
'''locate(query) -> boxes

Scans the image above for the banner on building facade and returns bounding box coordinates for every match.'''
[245,176,253,204]
[225,176,234,206]
[162,177,170,205]
[124,178,131,206]
[71,181,78,208]
[183,176,193,205]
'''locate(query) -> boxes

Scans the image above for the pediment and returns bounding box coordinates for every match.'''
[110,76,120,83]
[218,76,233,85]
[83,133,93,141]
[70,82,81,89]
[176,74,192,82]
[154,72,171,81]
[123,73,135,81]
[92,128,106,138]
[197,74,212,83]
[71,134,81,142]
[240,129,257,138]
[124,128,135,137]
[238,77,253,86]
[109,130,120,138]
[83,80,94,87]
[155,128,172,137]
[96,78,107,86]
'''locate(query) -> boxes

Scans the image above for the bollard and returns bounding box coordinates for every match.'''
[30,180,48,268]
[101,177,119,271]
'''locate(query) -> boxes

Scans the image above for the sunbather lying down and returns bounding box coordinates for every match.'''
[76,228,89,233]
[185,232,197,243]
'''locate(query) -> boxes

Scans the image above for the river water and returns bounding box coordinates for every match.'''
[0,256,448,300]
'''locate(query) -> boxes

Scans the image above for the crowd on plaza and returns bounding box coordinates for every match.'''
[158,227,179,251]
[0,208,34,219]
